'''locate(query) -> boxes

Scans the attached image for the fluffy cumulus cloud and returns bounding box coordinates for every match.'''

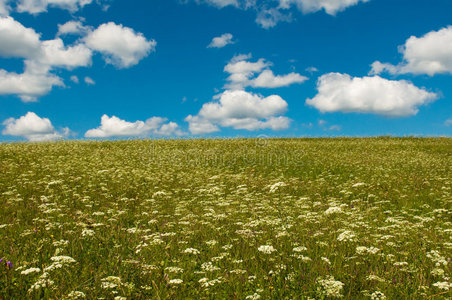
[0,0,11,15]
[85,115,184,138]
[186,90,290,134]
[0,69,63,102]
[2,112,68,141]
[0,16,41,58]
[184,115,220,135]
[190,0,370,28]
[0,16,94,101]
[34,38,92,69]
[256,7,292,29]
[16,0,94,14]
[84,22,156,68]
[208,33,235,48]
[224,54,307,89]
[371,26,452,76]
[279,0,370,15]
[253,69,308,88]
[0,16,155,101]
[306,73,438,117]
[57,20,91,36]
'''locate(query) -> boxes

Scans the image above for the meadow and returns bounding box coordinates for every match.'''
[0,138,451,299]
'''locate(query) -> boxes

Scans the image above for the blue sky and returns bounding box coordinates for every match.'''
[0,0,451,141]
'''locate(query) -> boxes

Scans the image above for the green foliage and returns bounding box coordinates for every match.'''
[0,138,451,299]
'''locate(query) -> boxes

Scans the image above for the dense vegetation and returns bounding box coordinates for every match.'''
[0,138,451,299]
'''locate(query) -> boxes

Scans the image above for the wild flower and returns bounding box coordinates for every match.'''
[325,206,343,215]
[370,291,386,299]
[293,246,307,253]
[337,231,356,242]
[317,276,344,298]
[51,256,76,264]
[258,245,276,254]
[432,281,451,290]
[199,278,222,288]
[245,293,261,299]
[352,182,366,188]
[66,291,86,299]
[101,276,122,289]
[430,268,445,277]
[81,229,95,237]
[321,257,331,265]
[205,240,218,247]
[169,279,183,285]
[21,268,41,275]
[201,262,220,272]
[269,182,287,193]
[183,248,200,255]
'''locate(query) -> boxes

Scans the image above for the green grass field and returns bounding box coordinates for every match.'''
[0,138,451,299]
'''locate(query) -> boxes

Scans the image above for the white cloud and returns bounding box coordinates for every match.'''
[186,90,290,134]
[0,0,11,16]
[17,0,93,14]
[0,17,95,101]
[224,54,269,89]
[0,69,63,102]
[306,73,438,117]
[70,75,79,83]
[2,112,67,141]
[0,16,41,58]
[85,115,184,138]
[306,66,319,73]
[256,7,292,29]
[155,122,185,136]
[190,0,370,28]
[0,17,92,68]
[57,21,91,36]
[199,0,239,8]
[294,0,370,15]
[84,76,95,85]
[370,26,452,76]
[84,22,156,68]
[328,124,341,131]
[224,54,307,89]
[208,33,235,48]
[0,17,155,101]
[184,115,220,135]
[252,69,307,88]
[34,38,92,69]
[445,119,452,127]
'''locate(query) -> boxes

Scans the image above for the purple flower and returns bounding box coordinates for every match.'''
[6,261,12,269]
[0,259,3,264]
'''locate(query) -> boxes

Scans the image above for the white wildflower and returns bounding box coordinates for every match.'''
[325,206,343,215]
[183,248,200,255]
[337,231,356,242]
[370,290,386,299]
[21,268,41,275]
[269,182,287,193]
[433,281,451,290]
[258,245,276,254]
[66,291,86,299]
[169,279,183,285]
[317,275,344,298]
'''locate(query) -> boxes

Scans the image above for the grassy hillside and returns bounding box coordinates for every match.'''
[0,138,451,299]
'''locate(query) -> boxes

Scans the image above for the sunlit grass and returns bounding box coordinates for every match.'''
[0,138,451,299]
